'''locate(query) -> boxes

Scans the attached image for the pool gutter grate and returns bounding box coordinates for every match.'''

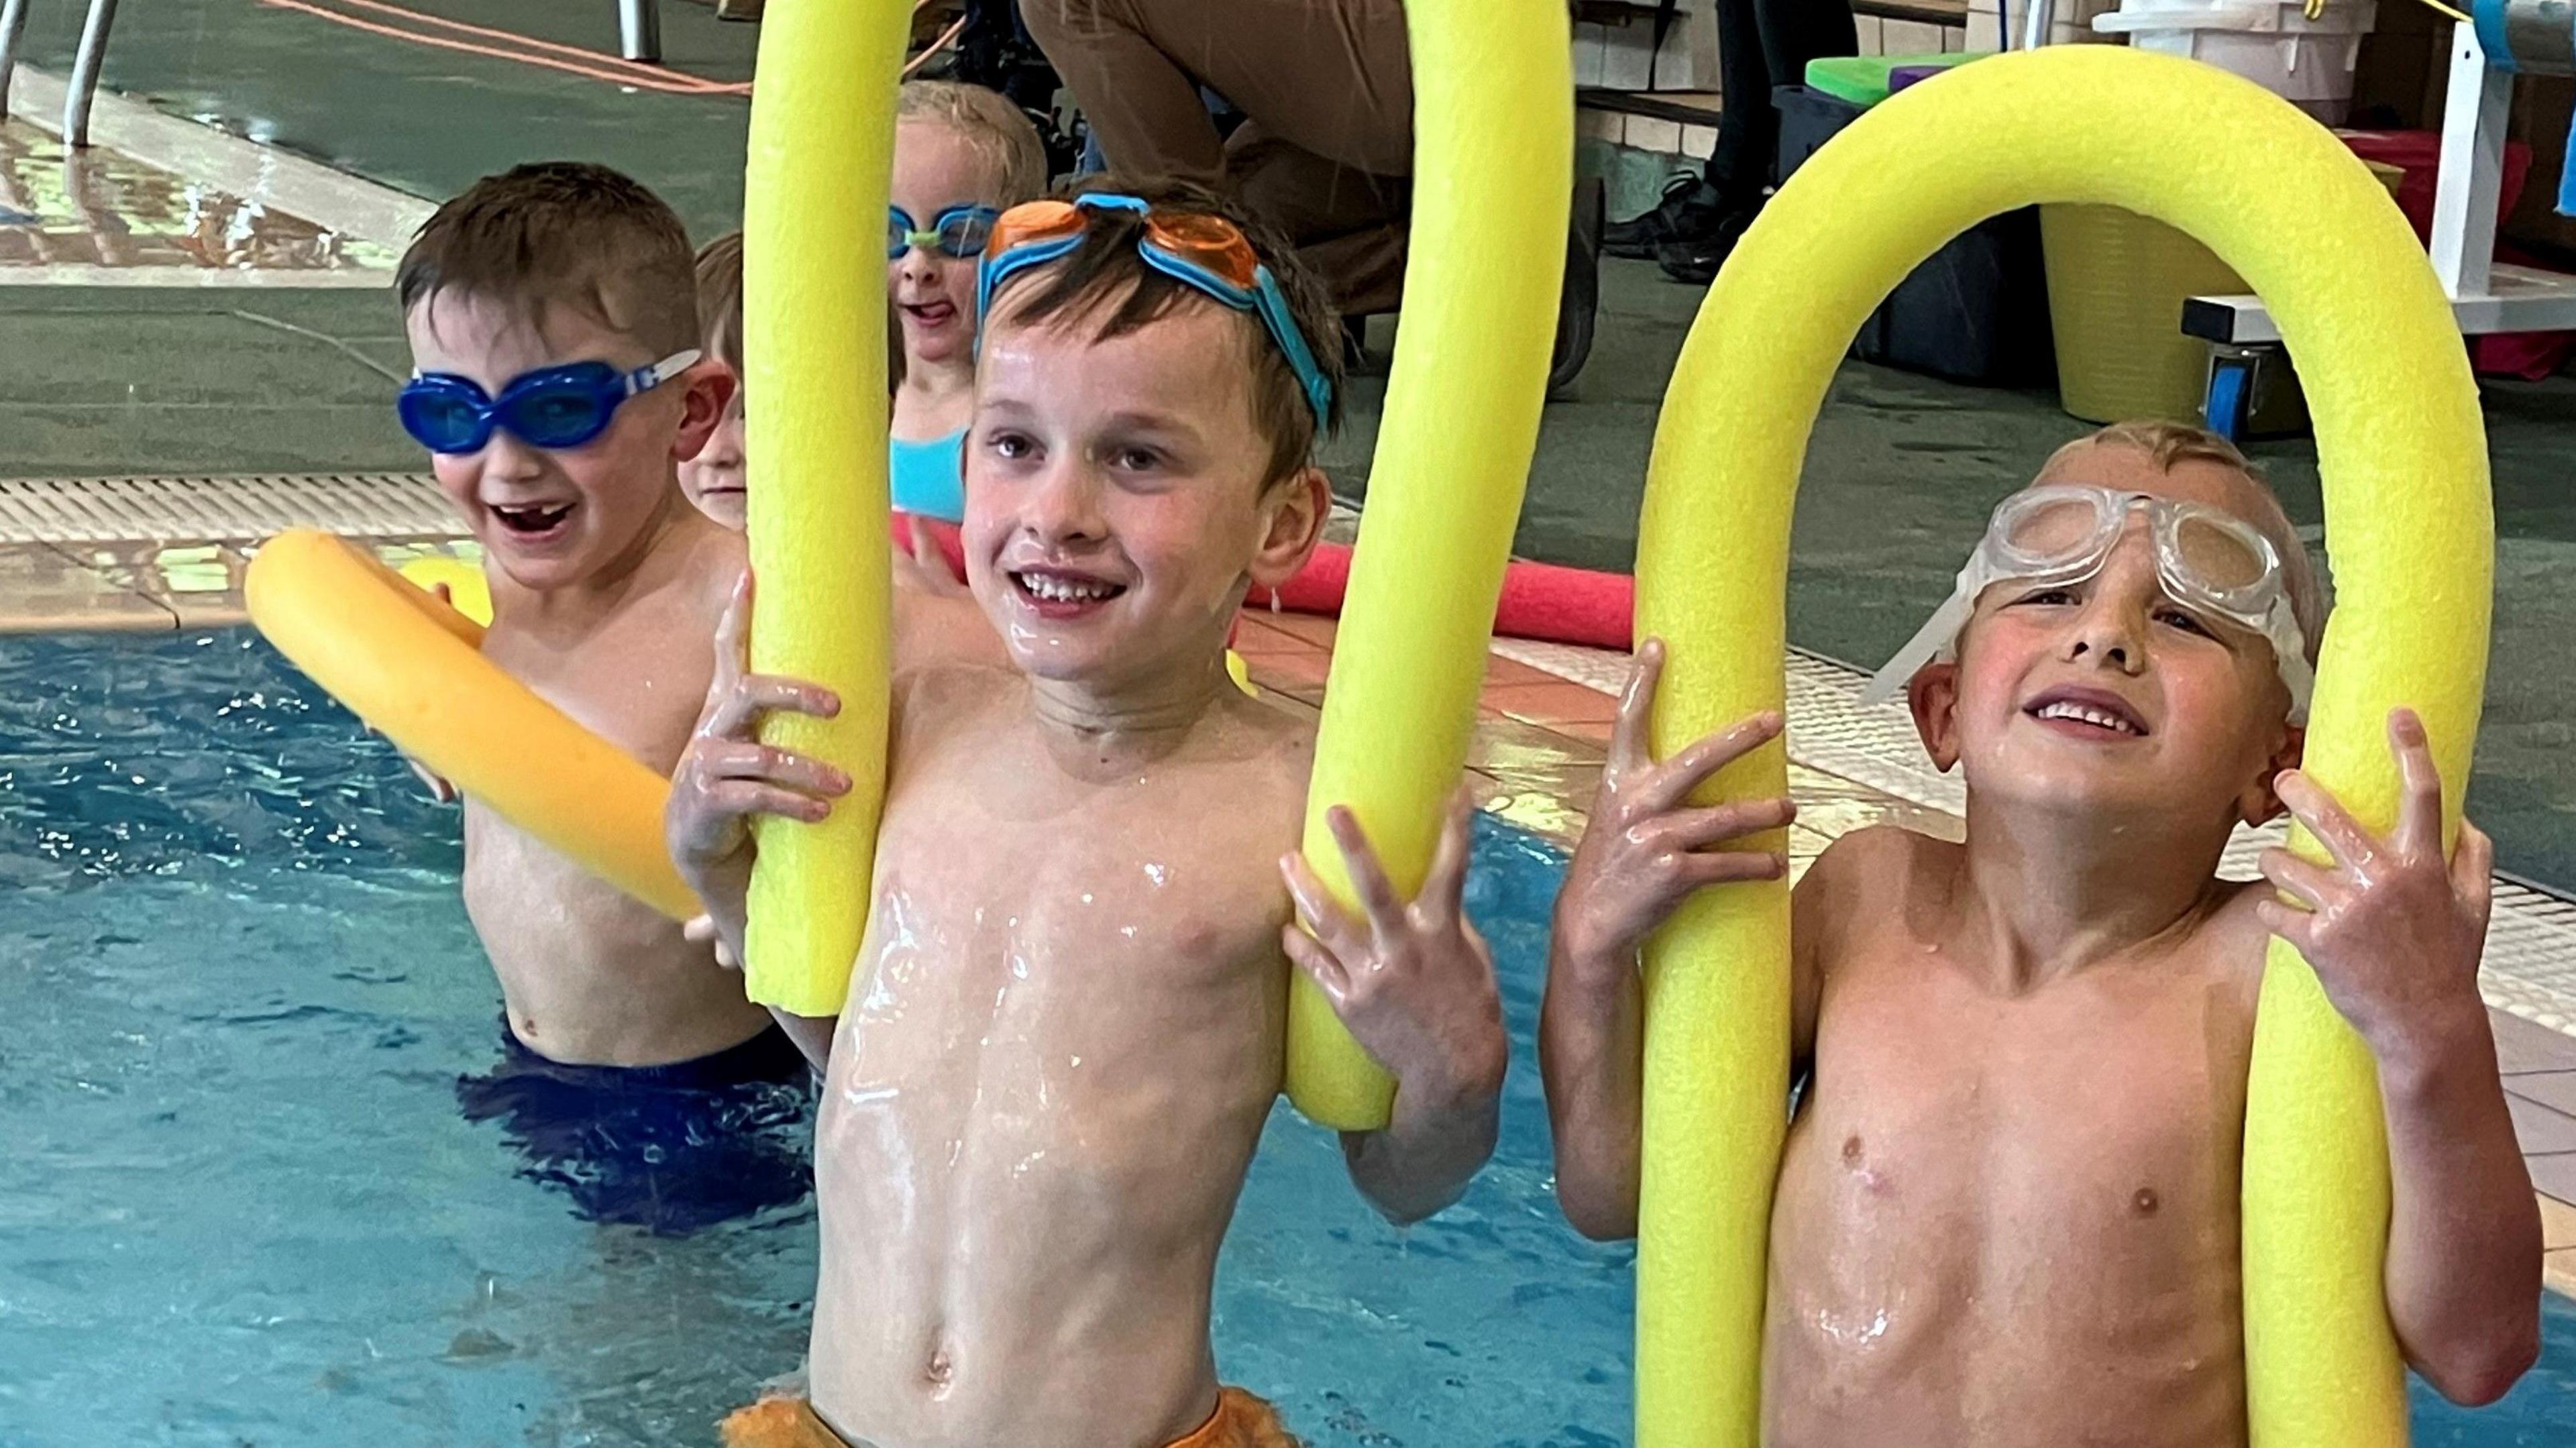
[0,474,462,545]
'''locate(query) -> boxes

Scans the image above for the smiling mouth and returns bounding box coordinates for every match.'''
[2026,694,2149,738]
[489,502,574,537]
[1011,569,1126,608]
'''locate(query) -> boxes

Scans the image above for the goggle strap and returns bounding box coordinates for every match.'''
[625,349,702,396]
[1858,572,1982,709]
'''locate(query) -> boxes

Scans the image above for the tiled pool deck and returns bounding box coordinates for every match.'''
[2,471,2571,1301]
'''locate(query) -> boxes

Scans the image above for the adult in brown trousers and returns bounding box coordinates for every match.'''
[1021,0,1599,388]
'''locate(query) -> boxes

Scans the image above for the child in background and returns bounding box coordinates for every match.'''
[392,162,810,1234]
[1542,423,2540,1445]
[679,228,994,659]
[887,80,1047,523]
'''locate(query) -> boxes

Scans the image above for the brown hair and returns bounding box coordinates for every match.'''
[2049,419,2326,652]
[983,175,1344,487]
[398,162,698,357]
[696,227,905,396]
[896,80,1049,204]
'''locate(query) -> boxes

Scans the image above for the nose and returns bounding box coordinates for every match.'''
[480,430,548,488]
[895,243,939,288]
[1020,454,1107,547]
[2064,541,2154,675]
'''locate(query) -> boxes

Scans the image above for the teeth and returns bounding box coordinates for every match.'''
[2035,701,2140,735]
[1018,571,1115,604]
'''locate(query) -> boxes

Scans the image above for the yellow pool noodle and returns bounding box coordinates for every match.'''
[248,530,699,921]
[1633,47,2487,1448]
[396,555,492,629]
[1281,0,1572,1129]
[738,0,904,1017]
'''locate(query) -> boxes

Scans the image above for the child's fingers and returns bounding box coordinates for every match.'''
[2386,709,2447,858]
[2452,821,2496,920]
[2255,897,2320,956]
[1644,711,1784,814]
[713,570,754,681]
[2257,847,2339,912]
[1674,848,1788,888]
[1279,850,1373,966]
[1326,806,1407,937]
[1417,790,1477,927]
[1281,924,1351,1007]
[702,778,833,826]
[2274,771,2377,871]
[701,738,851,797]
[1657,796,1795,852]
[705,673,840,740]
[1609,640,1666,775]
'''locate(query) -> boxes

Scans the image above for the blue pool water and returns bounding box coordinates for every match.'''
[1,628,2570,1446]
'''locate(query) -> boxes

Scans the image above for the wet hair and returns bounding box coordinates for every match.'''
[2048,419,2326,657]
[696,229,906,397]
[983,174,1345,488]
[398,162,698,357]
[897,80,1049,204]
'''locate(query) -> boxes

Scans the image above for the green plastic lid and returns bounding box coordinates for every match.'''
[1803,52,1979,107]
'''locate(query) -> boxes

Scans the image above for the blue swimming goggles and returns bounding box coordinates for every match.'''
[976,193,1334,429]
[888,203,1000,260]
[396,350,700,455]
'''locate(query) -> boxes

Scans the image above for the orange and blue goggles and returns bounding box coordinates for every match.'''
[976,193,1333,429]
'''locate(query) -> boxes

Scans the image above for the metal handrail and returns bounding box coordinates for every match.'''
[5,1,667,148]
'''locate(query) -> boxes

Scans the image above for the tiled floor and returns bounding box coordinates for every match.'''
[0,123,394,278]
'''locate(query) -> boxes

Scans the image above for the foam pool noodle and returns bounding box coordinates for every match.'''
[739,0,903,1017]
[250,531,698,921]
[1633,46,2489,1448]
[1281,0,1572,1129]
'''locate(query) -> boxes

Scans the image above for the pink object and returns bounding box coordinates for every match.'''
[898,512,1639,651]
[1246,541,1636,651]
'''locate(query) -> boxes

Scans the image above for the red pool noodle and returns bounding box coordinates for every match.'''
[894,516,1635,651]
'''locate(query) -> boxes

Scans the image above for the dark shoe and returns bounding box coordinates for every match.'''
[1603,174,1723,260]
[1654,197,1764,286]
[1550,177,1605,396]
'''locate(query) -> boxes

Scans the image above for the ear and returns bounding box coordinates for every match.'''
[1908,662,1964,773]
[2239,721,2306,827]
[1248,465,1332,592]
[670,360,737,463]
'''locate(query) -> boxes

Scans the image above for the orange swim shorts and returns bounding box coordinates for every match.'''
[719,1386,1297,1448]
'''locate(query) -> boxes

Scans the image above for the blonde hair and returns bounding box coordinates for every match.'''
[2049,419,2326,653]
[693,229,904,395]
[896,80,1048,204]
[693,231,744,375]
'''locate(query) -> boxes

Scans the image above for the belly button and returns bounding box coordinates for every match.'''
[922,1344,953,1388]
[1841,1134,1863,1165]
[2133,1187,2159,1217]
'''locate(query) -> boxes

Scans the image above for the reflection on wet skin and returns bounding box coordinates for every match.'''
[0,128,393,272]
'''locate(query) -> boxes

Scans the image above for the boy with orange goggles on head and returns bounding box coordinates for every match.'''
[679,178,1508,1448]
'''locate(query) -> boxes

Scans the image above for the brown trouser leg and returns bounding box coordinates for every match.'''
[1022,0,1415,317]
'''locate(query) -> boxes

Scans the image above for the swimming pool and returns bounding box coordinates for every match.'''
[1,629,2568,1445]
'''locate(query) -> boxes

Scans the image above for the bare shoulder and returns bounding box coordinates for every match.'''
[673,514,748,616]
[1212,691,1317,829]
[1799,824,1950,914]
[2196,875,2279,989]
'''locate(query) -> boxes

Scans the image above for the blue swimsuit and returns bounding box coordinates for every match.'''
[889,429,967,522]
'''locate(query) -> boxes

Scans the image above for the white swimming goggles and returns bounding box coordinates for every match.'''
[1859,485,2314,723]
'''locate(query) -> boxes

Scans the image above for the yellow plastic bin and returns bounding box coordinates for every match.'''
[2043,160,2402,427]
[2041,203,2249,424]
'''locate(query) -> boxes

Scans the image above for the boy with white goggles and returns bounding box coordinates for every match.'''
[1863,482,2316,722]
